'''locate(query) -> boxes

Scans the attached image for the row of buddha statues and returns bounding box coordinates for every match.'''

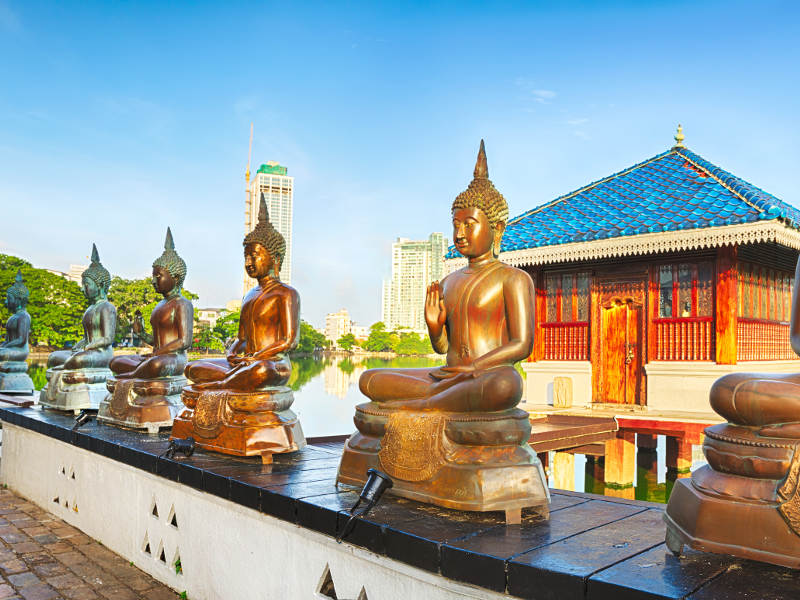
[3,141,799,561]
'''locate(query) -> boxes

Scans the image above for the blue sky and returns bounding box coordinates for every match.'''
[1,1,798,328]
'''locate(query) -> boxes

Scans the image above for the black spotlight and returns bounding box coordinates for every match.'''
[336,468,393,543]
[160,437,196,460]
[72,410,93,430]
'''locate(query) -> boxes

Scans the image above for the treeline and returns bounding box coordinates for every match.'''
[337,322,433,356]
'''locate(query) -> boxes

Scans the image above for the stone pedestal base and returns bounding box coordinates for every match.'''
[39,368,111,413]
[338,403,550,515]
[665,423,800,568]
[0,362,33,395]
[171,385,305,458]
[97,376,186,433]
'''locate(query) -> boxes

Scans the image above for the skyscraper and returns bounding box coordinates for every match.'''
[381,233,447,334]
[243,161,294,295]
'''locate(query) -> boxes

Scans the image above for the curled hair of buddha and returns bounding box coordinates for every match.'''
[82,243,111,292]
[243,194,286,274]
[7,270,29,308]
[152,227,187,288]
[451,140,509,228]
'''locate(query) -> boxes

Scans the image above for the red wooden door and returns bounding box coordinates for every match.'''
[600,300,642,404]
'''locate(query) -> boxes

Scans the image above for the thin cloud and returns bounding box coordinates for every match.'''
[532,89,556,104]
[567,117,589,126]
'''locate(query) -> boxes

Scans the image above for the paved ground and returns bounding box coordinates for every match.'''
[0,489,178,600]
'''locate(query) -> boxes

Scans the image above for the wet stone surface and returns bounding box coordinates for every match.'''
[0,488,178,600]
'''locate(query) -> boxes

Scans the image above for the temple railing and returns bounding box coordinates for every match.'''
[542,322,588,361]
[737,318,796,361]
[653,317,713,361]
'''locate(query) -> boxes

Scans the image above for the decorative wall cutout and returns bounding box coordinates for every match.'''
[172,548,182,575]
[168,505,178,529]
[150,497,159,519]
[141,493,184,580]
[157,541,167,564]
[52,462,79,516]
[317,564,338,599]
[356,587,368,600]
[142,532,151,555]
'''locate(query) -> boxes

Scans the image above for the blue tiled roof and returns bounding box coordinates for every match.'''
[445,146,800,259]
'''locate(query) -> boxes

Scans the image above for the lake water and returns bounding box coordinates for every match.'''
[27,354,702,503]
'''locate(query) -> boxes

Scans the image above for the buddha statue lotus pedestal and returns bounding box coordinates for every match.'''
[98,228,193,433]
[0,272,34,395]
[40,245,116,413]
[338,142,549,522]
[171,195,305,461]
[665,260,800,568]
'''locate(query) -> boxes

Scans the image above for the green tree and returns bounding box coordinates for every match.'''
[213,311,240,345]
[364,321,397,352]
[0,254,86,346]
[108,276,198,344]
[294,320,328,354]
[394,331,433,355]
[193,322,224,352]
[337,333,356,351]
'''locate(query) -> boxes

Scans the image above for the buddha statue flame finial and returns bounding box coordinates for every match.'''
[152,227,187,288]
[452,139,509,228]
[7,270,29,307]
[83,243,111,292]
[243,193,286,274]
[674,124,685,148]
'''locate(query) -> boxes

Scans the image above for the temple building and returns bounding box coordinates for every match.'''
[446,128,800,413]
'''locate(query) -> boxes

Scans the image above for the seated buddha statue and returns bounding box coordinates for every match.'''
[0,271,34,395]
[338,141,549,521]
[172,195,305,459]
[664,256,800,566]
[98,228,193,432]
[40,244,117,412]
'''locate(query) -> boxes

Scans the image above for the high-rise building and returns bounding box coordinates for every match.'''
[325,308,352,344]
[381,233,447,334]
[243,161,294,295]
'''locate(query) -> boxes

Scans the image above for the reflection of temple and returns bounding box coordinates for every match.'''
[322,358,366,399]
[446,129,800,412]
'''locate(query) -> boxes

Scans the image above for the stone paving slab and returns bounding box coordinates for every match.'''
[0,489,179,600]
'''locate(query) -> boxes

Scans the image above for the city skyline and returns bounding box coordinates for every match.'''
[2,1,799,329]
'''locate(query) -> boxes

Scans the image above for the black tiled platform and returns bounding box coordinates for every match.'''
[2,405,798,599]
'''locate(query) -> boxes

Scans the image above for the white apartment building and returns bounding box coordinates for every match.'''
[244,161,293,295]
[381,233,447,333]
[325,309,352,344]
[67,265,87,283]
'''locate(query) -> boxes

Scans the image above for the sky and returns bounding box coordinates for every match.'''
[1,1,799,328]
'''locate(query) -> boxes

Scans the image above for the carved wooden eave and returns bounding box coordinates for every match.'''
[444,220,800,273]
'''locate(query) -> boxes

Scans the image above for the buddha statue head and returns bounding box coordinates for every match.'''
[6,270,29,312]
[451,140,509,258]
[243,194,286,280]
[81,244,111,301]
[152,227,187,295]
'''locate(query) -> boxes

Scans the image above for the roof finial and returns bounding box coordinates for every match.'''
[674,124,685,148]
[474,139,488,179]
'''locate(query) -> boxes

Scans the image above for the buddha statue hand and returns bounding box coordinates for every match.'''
[425,281,447,333]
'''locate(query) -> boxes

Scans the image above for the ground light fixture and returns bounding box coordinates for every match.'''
[336,468,393,543]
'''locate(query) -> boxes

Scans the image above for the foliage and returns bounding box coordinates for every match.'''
[0,254,86,346]
[193,322,224,351]
[28,363,47,391]
[295,320,328,354]
[394,331,433,355]
[108,276,198,345]
[363,321,397,352]
[337,332,356,351]
[338,357,355,374]
[213,311,240,345]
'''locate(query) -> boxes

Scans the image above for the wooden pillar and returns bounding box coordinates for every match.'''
[604,431,636,498]
[647,265,658,362]
[716,244,738,364]
[531,268,545,362]
[552,452,575,491]
[667,436,693,478]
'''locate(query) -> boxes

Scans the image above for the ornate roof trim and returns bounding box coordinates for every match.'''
[444,220,800,272]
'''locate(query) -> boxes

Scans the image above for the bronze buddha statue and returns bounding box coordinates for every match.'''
[98,228,194,432]
[338,141,549,521]
[0,271,34,395]
[40,245,117,412]
[665,255,800,567]
[172,195,305,460]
